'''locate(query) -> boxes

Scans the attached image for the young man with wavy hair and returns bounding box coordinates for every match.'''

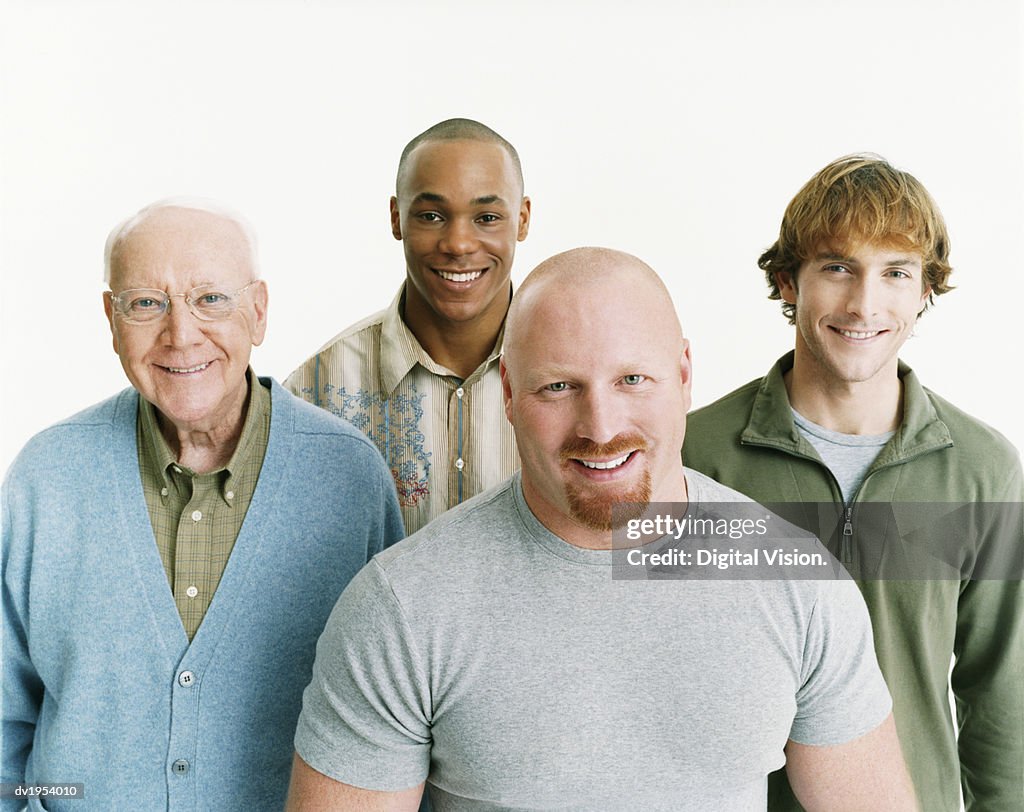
[684,155,1023,811]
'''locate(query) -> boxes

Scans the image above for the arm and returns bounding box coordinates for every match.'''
[285,753,423,812]
[786,712,917,811]
[292,563,431,804]
[953,471,1024,809]
[1,475,44,791]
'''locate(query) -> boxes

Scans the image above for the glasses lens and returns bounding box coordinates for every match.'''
[190,286,238,320]
[117,290,167,322]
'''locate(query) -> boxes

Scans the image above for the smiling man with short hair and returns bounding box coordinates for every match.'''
[684,155,1024,811]
[286,118,531,534]
[1,200,403,810]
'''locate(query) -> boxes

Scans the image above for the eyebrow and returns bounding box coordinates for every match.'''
[411,192,509,206]
[815,253,921,266]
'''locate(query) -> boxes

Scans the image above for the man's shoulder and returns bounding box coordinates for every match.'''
[684,466,758,503]
[323,307,390,348]
[283,303,395,399]
[373,478,519,572]
[688,376,763,428]
[267,378,386,457]
[924,385,1021,464]
[5,390,137,479]
[684,376,764,458]
[294,307,389,367]
[685,466,824,545]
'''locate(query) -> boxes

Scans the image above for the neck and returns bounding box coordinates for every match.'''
[157,388,250,475]
[402,286,509,379]
[786,354,903,435]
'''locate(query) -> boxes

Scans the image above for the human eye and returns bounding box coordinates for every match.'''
[191,288,234,315]
[623,374,646,385]
[126,291,165,313]
[544,381,570,393]
[416,211,443,223]
[822,263,849,274]
[885,268,912,279]
[477,213,501,224]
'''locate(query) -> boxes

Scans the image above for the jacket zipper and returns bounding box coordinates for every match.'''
[841,505,854,563]
[740,438,947,566]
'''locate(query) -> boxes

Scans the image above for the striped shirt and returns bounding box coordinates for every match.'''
[136,373,271,639]
[285,285,519,535]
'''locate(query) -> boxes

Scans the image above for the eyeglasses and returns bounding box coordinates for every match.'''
[108,281,258,324]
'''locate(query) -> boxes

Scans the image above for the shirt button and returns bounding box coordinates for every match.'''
[225,490,234,500]
[173,466,182,474]
[160,487,169,497]
[191,510,202,522]
[171,759,189,775]
[186,585,199,598]
[455,387,465,398]
[455,458,465,471]
[178,670,195,687]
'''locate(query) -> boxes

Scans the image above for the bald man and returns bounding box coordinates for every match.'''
[286,248,916,811]
[1,200,403,810]
[285,118,531,535]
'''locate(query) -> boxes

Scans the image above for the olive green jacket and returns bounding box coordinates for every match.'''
[683,352,1023,812]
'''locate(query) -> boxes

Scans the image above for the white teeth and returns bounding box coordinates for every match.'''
[837,329,881,339]
[580,454,630,470]
[166,362,210,374]
[437,270,483,282]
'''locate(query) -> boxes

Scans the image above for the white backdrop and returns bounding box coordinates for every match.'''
[2,0,1023,476]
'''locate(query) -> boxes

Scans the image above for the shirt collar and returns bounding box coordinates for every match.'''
[137,368,270,501]
[379,282,506,395]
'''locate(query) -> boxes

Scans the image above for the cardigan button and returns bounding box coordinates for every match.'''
[171,759,190,775]
[178,670,195,687]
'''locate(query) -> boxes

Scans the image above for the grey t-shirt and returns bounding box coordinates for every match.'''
[295,470,890,811]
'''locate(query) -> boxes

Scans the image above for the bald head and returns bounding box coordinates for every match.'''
[105,199,258,288]
[504,247,683,362]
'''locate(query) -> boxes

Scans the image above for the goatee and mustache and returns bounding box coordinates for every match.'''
[560,433,651,531]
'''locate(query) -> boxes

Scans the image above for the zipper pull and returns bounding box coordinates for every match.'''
[841,506,853,563]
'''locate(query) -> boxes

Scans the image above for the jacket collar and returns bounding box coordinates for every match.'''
[741,351,953,463]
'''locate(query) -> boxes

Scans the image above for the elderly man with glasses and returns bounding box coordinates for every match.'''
[1,200,403,811]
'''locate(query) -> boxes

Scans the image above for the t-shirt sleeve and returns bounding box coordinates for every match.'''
[294,559,431,791]
[788,578,893,746]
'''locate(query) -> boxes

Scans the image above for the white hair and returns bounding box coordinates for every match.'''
[103,196,260,284]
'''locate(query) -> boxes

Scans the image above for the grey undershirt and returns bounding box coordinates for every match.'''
[792,408,893,505]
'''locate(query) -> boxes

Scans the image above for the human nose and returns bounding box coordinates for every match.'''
[846,275,880,320]
[162,293,204,346]
[575,388,621,445]
[439,218,479,256]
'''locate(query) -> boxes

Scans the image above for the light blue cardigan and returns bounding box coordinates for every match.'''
[2,379,404,811]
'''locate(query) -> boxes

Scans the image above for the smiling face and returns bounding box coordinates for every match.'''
[502,251,691,548]
[103,206,268,438]
[391,138,530,334]
[777,241,930,388]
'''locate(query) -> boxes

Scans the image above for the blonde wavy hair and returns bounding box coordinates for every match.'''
[759,154,953,324]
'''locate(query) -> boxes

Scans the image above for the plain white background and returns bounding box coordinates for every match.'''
[2,0,1023,476]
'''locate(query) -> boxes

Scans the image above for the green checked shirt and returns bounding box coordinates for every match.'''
[136,372,271,640]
